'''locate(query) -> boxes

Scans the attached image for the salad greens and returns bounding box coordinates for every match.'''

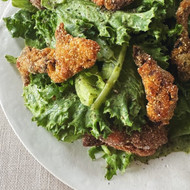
[12,0,37,11]
[5,55,17,64]
[3,0,190,180]
[89,145,133,180]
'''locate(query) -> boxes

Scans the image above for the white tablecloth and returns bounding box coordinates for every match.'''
[0,107,73,190]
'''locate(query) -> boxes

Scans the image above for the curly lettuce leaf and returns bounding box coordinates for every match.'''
[103,48,146,131]
[23,74,112,140]
[4,10,35,38]
[140,45,169,69]
[132,22,182,69]
[5,55,17,64]
[55,0,157,45]
[3,10,46,49]
[23,74,86,142]
[95,37,115,62]
[32,9,57,47]
[132,0,181,69]
[86,109,111,138]
[3,8,57,48]
[110,7,156,32]
[12,0,37,12]
[89,145,133,180]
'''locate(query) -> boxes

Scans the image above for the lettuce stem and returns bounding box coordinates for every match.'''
[101,145,111,155]
[91,43,127,110]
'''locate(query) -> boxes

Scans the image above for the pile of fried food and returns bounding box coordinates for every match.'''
[18,0,190,156]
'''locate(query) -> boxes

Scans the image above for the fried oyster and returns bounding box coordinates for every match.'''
[172,0,190,82]
[16,47,55,86]
[83,124,168,157]
[48,23,100,83]
[17,23,100,85]
[92,0,134,10]
[133,46,178,126]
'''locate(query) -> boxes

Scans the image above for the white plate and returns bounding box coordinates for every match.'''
[0,4,190,190]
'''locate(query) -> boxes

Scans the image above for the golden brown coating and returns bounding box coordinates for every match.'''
[83,124,168,156]
[83,134,104,147]
[171,0,190,81]
[17,23,100,85]
[16,47,55,86]
[92,0,134,10]
[47,23,100,83]
[133,46,178,125]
